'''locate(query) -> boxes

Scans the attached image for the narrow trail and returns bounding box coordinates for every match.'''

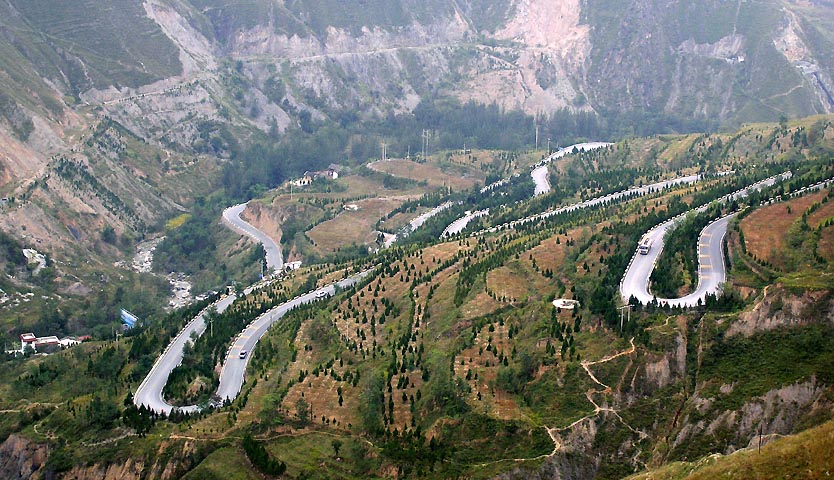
[0,401,60,414]
[82,431,139,447]
[577,338,648,441]
[469,338,646,469]
[645,315,675,333]
[539,338,647,466]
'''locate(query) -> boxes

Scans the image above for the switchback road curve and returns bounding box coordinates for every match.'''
[222,203,284,271]
[135,202,368,413]
[620,172,792,308]
[216,273,370,403]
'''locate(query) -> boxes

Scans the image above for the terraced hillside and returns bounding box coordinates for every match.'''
[2,2,834,478]
[2,116,834,479]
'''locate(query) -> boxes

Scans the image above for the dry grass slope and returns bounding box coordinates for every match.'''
[627,417,834,480]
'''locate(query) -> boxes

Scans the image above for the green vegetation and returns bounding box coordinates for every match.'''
[3,0,180,95]
[627,416,834,480]
[650,204,724,298]
[4,116,834,480]
[242,433,286,475]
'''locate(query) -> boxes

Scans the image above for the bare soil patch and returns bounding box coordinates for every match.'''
[307,198,403,253]
[369,159,484,191]
[741,191,826,267]
[486,266,529,303]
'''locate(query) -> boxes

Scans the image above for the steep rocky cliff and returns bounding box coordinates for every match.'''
[0,435,46,480]
[2,0,834,256]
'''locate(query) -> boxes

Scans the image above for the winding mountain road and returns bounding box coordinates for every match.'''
[481,173,707,235]
[135,202,368,414]
[133,280,267,414]
[620,172,792,307]
[222,203,284,271]
[136,164,791,415]
[446,142,614,235]
[621,214,734,308]
[215,272,370,403]
[530,142,613,196]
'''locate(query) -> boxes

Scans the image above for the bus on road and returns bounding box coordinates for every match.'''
[638,237,653,255]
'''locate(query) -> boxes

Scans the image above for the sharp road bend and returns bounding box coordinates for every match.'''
[477,173,708,237]
[134,282,261,414]
[135,202,369,414]
[620,172,792,308]
[222,203,284,271]
[215,273,371,403]
[621,213,735,308]
[530,142,613,196]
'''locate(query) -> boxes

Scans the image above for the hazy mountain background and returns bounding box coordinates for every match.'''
[0,0,831,337]
[1,2,834,479]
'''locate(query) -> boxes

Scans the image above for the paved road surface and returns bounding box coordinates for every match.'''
[530,142,612,197]
[442,209,489,237]
[216,271,371,402]
[222,203,284,271]
[135,271,369,414]
[133,281,267,414]
[620,214,734,308]
[135,200,366,414]
[532,166,551,196]
[620,172,791,307]
[483,173,704,235]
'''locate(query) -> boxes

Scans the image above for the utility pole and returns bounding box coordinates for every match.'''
[535,122,539,150]
[381,141,387,162]
[618,304,633,331]
[758,423,764,453]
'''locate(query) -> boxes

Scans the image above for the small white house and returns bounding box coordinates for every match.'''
[552,299,581,310]
[292,173,313,187]
[284,261,302,271]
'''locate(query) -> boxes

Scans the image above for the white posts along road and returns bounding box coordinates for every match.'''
[531,142,613,196]
[447,142,613,235]
[215,274,370,403]
[620,172,792,308]
[133,280,265,414]
[134,202,368,414]
[222,203,284,271]
[479,173,706,236]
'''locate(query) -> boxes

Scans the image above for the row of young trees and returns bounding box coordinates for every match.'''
[242,433,287,475]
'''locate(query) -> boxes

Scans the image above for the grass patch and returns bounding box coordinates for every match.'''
[182,446,259,480]
[438,413,553,465]
[368,159,484,191]
[627,416,834,480]
[526,363,594,426]
[699,324,834,412]
[266,432,379,479]
[166,213,192,230]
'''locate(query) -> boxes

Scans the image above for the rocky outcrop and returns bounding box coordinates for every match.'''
[64,459,144,480]
[727,285,834,337]
[0,435,47,480]
[674,380,829,454]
